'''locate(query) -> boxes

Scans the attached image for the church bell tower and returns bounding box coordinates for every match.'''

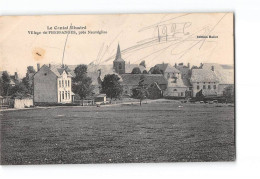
[113,44,125,74]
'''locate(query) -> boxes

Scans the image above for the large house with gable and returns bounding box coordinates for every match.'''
[33,64,74,104]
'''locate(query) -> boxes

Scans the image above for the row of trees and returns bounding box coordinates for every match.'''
[0,66,36,98]
[73,65,148,105]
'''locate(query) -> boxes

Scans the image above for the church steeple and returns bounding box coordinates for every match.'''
[115,44,121,60]
[113,43,125,74]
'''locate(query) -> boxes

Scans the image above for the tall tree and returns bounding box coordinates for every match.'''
[132,75,149,106]
[101,74,123,101]
[131,67,141,74]
[27,66,36,74]
[73,64,88,81]
[22,66,36,95]
[139,60,146,68]
[2,71,11,96]
[72,64,93,105]
[0,77,4,96]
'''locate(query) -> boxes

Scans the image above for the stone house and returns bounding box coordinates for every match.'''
[190,69,219,97]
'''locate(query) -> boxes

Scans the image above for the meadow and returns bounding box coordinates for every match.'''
[0,101,235,164]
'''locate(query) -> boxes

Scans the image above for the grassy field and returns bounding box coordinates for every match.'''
[0,101,235,165]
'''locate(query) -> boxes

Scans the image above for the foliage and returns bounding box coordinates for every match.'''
[73,64,88,82]
[139,60,146,68]
[21,66,36,95]
[132,75,149,106]
[131,67,141,74]
[72,65,93,101]
[27,66,36,74]
[101,74,123,100]
[9,82,29,98]
[0,77,4,96]
[1,71,11,96]
[149,66,163,74]
[72,75,94,100]
[195,89,204,101]
[223,85,234,103]
[143,70,148,74]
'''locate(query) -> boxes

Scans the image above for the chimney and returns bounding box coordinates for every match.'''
[211,66,214,71]
[37,63,40,71]
[14,72,18,80]
[174,63,177,68]
[187,63,190,68]
[98,69,101,77]
[49,64,51,68]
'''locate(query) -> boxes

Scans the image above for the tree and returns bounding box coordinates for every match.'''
[2,71,11,96]
[27,66,36,74]
[72,76,94,102]
[9,82,29,98]
[73,64,88,82]
[143,70,148,74]
[223,85,234,103]
[0,77,4,96]
[22,66,36,95]
[72,64,94,105]
[131,67,141,74]
[101,74,123,101]
[132,75,149,106]
[149,66,163,74]
[195,89,204,101]
[139,60,146,68]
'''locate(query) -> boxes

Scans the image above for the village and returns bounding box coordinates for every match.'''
[0,44,234,109]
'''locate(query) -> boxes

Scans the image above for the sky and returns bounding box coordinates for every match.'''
[0,13,234,77]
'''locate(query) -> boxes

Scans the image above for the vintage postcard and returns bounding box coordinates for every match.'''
[0,13,235,165]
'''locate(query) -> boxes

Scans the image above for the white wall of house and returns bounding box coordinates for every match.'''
[192,82,219,97]
[57,71,72,103]
[166,87,187,97]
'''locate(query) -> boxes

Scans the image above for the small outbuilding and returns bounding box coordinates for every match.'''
[94,94,107,104]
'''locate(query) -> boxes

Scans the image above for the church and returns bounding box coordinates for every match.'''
[113,44,168,97]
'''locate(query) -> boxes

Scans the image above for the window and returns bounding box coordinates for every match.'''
[62,80,64,87]
[181,92,184,96]
[208,85,211,89]
[68,91,70,99]
[68,80,70,87]
[167,73,170,79]
[203,85,206,89]
[59,80,61,87]
[173,89,177,92]
[65,80,67,87]
[59,91,61,102]
[213,85,216,89]
[65,91,67,99]
[197,85,200,90]
[119,63,122,69]
[197,82,199,84]
[62,91,64,99]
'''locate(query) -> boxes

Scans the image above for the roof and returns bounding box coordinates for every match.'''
[168,77,191,88]
[155,63,180,73]
[202,63,234,84]
[191,69,219,83]
[120,74,167,87]
[125,64,147,73]
[67,64,117,86]
[38,64,73,77]
[114,44,125,62]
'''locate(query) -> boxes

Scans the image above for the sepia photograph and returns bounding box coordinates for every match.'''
[0,13,235,165]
